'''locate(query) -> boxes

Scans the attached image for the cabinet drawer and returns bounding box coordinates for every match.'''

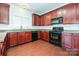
[62,43,72,49]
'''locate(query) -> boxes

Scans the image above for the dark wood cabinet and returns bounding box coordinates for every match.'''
[76,3,79,23]
[62,32,72,49]
[25,32,32,42]
[40,12,52,26]
[63,4,77,24]
[32,3,79,24]
[40,15,45,26]
[18,32,26,44]
[18,32,32,44]
[0,3,9,24]
[44,13,52,25]
[51,10,58,19]
[8,32,32,47]
[62,32,79,51]
[40,31,49,42]
[32,14,41,26]
[72,34,79,50]
[8,32,18,47]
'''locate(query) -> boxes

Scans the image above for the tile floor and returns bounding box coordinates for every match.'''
[7,40,69,56]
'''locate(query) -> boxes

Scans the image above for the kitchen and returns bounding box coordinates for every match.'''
[0,3,79,56]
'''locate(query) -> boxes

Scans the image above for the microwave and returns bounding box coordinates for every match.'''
[51,17,63,24]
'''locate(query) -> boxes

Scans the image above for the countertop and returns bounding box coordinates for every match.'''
[0,28,52,42]
[0,29,52,32]
[63,30,79,34]
[1,28,79,42]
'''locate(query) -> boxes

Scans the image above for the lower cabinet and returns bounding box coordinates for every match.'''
[72,34,79,50]
[62,32,72,49]
[18,32,26,44]
[62,32,79,53]
[25,32,32,42]
[40,31,49,42]
[8,32,18,47]
[8,32,32,47]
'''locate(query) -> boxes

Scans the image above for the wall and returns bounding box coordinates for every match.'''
[0,3,33,30]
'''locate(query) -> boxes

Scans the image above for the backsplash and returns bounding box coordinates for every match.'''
[51,24,79,30]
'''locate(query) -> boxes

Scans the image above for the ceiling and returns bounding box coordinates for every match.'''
[27,3,66,15]
[12,3,67,15]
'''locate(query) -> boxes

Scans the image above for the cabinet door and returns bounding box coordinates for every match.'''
[32,14,40,26]
[77,3,79,23]
[8,32,17,47]
[25,32,32,42]
[62,32,72,49]
[18,32,26,44]
[40,31,49,42]
[72,34,79,50]
[0,3,9,24]
[63,4,76,24]
[44,13,52,25]
[40,15,45,26]
[51,10,57,19]
[56,7,63,17]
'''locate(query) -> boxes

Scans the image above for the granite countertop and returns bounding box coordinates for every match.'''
[0,28,52,42]
[63,30,79,34]
[0,29,52,32]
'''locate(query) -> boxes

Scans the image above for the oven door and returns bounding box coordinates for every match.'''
[50,32,62,47]
[51,32,61,39]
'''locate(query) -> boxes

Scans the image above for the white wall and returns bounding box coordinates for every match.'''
[0,3,33,30]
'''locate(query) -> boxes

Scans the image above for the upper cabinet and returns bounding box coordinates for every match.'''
[0,3,9,24]
[51,10,58,19]
[32,14,41,26]
[40,15,45,26]
[63,3,77,24]
[40,12,52,26]
[32,3,79,25]
[44,13,52,25]
[76,3,79,23]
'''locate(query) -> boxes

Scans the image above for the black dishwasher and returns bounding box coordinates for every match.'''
[32,31,38,41]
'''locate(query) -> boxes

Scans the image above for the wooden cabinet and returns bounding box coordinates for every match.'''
[0,3,9,24]
[63,4,77,24]
[40,12,52,26]
[18,32,26,44]
[25,32,32,42]
[40,31,49,42]
[8,32,18,47]
[7,32,32,47]
[40,15,45,25]
[72,34,79,50]
[62,32,72,49]
[51,10,58,19]
[62,32,79,50]
[18,32,32,44]
[44,13,52,25]
[76,3,79,23]
[32,14,40,26]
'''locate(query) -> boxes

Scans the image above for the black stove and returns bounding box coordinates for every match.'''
[49,27,63,47]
